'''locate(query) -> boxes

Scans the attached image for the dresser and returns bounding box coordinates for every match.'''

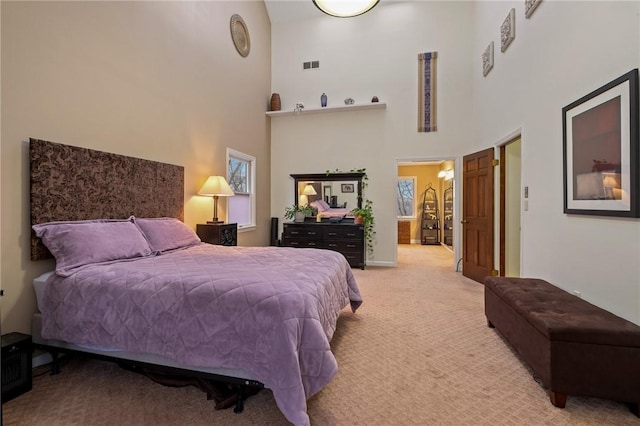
[282,222,365,269]
[196,223,237,246]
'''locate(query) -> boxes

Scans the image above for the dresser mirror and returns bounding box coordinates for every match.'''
[291,173,364,210]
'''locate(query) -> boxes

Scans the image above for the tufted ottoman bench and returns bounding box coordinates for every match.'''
[484,276,640,416]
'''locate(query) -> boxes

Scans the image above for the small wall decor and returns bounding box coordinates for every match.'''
[321,93,327,107]
[525,0,542,18]
[501,8,516,52]
[344,97,355,105]
[418,51,438,132]
[230,14,250,57]
[562,69,639,217]
[341,183,354,193]
[482,42,494,77]
[270,93,281,111]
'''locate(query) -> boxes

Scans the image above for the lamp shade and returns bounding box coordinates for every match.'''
[313,0,379,17]
[198,176,235,197]
[302,184,317,196]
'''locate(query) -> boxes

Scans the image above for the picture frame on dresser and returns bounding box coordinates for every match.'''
[562,69,639,217]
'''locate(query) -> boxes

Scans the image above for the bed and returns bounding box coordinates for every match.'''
[310,200,353,219]
[29,139,363,426]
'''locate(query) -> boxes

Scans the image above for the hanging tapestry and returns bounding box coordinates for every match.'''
[418,51,438,132]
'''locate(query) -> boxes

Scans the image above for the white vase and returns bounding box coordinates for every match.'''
[294,212,305,223]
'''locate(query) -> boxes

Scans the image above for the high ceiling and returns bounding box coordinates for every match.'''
[264,0,404,24]
[264,0,322,23]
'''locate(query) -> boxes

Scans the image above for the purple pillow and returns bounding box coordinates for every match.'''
[32,217,153,276]
[310,200,328,212]
[134,217,201,254]
[318,200,331,211]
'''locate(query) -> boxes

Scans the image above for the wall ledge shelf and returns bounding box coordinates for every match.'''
[266,102,386,117]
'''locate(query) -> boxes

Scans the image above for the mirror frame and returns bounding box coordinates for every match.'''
[291,172,365,209]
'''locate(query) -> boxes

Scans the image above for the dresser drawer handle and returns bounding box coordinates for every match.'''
[307,231,317,236]
[328,243,337,248]
[290,231,300,235]
[346,233,355,237]
[347,244,356,248]
[290,241,300,246]
[328,232,337,236]
[308,242,317,246]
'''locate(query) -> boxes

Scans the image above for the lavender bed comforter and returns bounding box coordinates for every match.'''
[41,244,363,425]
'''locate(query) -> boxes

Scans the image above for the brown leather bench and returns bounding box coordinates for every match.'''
[484,276,640,416]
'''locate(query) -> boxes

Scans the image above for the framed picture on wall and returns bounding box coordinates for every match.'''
[341,183,354,193]
[562,68,639,217]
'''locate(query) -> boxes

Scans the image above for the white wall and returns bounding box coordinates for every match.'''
[271,1,640,324]
[473,1,640,323]
[270,1,475,266]
[1,1,272,334]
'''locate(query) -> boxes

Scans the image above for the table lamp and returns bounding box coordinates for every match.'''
[198,176,235,224]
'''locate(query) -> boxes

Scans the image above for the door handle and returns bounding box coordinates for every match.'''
[460,220,469,224]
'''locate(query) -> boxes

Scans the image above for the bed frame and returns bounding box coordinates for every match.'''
[29,138,264,412]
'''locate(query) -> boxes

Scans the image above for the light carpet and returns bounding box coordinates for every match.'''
[3,245,639,425]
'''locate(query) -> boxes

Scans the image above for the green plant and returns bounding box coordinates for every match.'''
[284,204,315,221]
[350,199,375,253]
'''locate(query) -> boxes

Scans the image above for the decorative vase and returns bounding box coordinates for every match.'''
[354,215,364,225]
[294,211,305,223]
[270,93,281,111]
[371,96,379,103]
[321,93,327,107]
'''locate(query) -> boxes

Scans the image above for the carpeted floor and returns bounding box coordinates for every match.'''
[3,245,639,425]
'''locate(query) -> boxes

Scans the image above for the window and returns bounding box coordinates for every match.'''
[227,148,256,230]
[397,177,417,219]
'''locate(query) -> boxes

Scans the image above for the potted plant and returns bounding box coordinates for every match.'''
[284,204,315,223]
[350,198,375,253]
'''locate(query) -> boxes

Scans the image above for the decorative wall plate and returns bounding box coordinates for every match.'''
[482,41,494,77]
[230,14,250,57]
[501,8,515,52]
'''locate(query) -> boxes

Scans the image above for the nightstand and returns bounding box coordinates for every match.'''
[196,223,237,246]
[2,332,32,402]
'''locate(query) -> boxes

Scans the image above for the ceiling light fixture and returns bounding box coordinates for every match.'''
[312,0,380,18]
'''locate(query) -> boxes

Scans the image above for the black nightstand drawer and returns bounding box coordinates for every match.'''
[196,223,237,246]
[2,332,32,403]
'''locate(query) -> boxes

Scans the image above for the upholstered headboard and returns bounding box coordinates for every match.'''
[30,138,184,260]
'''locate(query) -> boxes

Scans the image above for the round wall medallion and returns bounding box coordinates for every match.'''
[230,14,250,57]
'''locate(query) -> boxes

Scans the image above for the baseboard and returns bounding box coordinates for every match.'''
[365,260,396,268]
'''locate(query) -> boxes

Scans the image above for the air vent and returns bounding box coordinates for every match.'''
[303,60,320,70]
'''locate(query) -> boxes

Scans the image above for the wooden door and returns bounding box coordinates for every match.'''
[462,148,495,283]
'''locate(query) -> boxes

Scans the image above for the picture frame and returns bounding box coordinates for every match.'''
[341,183,354,193]
[525,0,542,19]
[501,9,515,53]
[482,41,494,77]
[562,69,639,217]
